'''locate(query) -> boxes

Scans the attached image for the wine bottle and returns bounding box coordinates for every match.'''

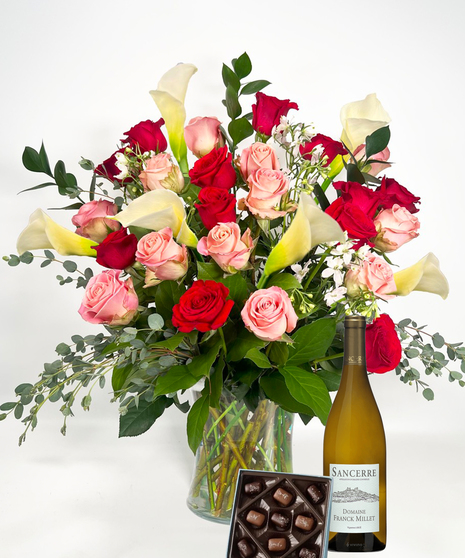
[323,315,386,552]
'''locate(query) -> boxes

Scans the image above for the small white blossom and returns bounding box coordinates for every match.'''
[356,244,372,261]
[324,286,348,306]
[321,256,345,287]
[291,261,312,283]
[114,152,130,179]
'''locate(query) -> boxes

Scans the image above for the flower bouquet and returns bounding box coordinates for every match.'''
[2,53,464,522]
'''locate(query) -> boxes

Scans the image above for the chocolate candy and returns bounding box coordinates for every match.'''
[237,538,255,558]
[268,538,288,553]
[295,514,316,532]
[245,509,266,528]
[307,484,324,504]
[273,486,294,506]
[270,511,290,529]
[244,481,262,496]
[227,471,332,558]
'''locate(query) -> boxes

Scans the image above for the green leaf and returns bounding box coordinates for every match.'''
[397,318,411,328]
[432,333,445,348]
[154,366,199,396]
[18,182,57,194]
[0,402,17,411]
[245,348,271,369]
[119,397,167,437]
[222,63,241,92]
[315,369,341,391]
[187,392,210,453]
[209,356,224,408]
[187,340,221,378]
[287,318,336,365]
[151,332,187,351]
[219,273,249,307]
[269,342,289,366]
[346,163,365,184]
[235,367,261,387]
[7,255,20,267]
[225,85,242,119]
[365,126,390,159]
[54,160,78,195]
[261,372,316,415]
[227,329,266,362]
[197,261,223,281]
[19,252,34,264]
[240,80,271,95]
[450,371,463,380]
[39,142,52,175]
[232,52,252,79]
[148,313,164,330]
[14,404,24,419]
[112,363,133,392]
[154,280,184,324]
[63,260,77,273]
[44,249,54,260]
[267,273,302,291]
[279,366,332,424]
[22,146,49,174]
[228,117,254,147]
[422,388,434,401]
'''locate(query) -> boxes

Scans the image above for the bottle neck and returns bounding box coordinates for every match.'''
[343,325,366,367]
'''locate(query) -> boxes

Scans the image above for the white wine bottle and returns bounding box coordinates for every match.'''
[323,315,386,552]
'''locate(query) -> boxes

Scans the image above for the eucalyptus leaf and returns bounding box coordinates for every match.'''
[148,313,164,331]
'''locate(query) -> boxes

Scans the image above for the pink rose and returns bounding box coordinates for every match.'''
[139,153,184,193]
[240,142,280,180]
[197,222,253,274]
[184,117,224,158]
[374,204,420,252]
[78,270,138,326]
[354,145,391,176]
[72,200,120,243]
[135,228,188,285]
[241,287,298,342]
[345,253,396,301]
[240,168,291,219]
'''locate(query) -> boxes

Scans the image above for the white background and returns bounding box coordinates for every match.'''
[0,1,464,556]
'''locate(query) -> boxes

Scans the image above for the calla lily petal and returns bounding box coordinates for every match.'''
[392,253,449,299]
[150,63,198,172]
[263,193,344,277]
[113,190,198,248]
[340,93,391,152]
[17,209,98,256]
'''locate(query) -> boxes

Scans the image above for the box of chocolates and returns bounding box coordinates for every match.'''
[226,470,333,558]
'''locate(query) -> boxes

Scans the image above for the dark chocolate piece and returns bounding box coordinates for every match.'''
[295,514,315,532]
[270,512,290,529]
[268,538,287,553]
[299,549,318,558]
[237,538,255,558]
[307,484,324,504]
[246,509,266,528]
[273,487,293,506]
[244,481,262,496]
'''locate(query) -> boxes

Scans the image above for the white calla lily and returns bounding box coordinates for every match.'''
[262,193,345,280]
[392,253,449,299]
[150,63,198,173]
[16,209,98,256]
[340,93,391,152]
[113,190,198,248]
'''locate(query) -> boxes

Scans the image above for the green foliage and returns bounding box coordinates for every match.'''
[187,391,210,453]
[119,397,168,438]
[287,318,336,365]
[365,126,390,159]
[245,348,271,369]
[227,329,266,362]
[260,372,315,416]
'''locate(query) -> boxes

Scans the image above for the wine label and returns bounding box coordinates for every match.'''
[329,464,379,533]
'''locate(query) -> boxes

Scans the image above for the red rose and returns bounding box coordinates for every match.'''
[326,197,377,248]
[121,118,167,154]
[95,227,138,270]
[378,177,420,213]
[333,181,382,218]
[172,280,234,333]
[194,187,237,230]
[188,146,237,190]
[95,149,129,184]
[366,314,402,374]
[300,134,347,166]
[252,92,299,136]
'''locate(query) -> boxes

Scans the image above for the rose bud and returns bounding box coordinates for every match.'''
[239,142,280,181]
[241,287,298,342]
[345,253,396,301]
[95,228,138,270]
[374,204,420,252]
[78,270,139,326]
[172,280,234,333]
[188,145,237,190]
[241,168,291,219]
[353,145,391,176]
[121,118,167,154]
[197,222,253,274]
[366,314,402,374]
[139,153,184,193]
[184,116,224,158]
[252,92,299,137]
[72,199,120,243]
[194,187,236,230]
[135,228,188,286]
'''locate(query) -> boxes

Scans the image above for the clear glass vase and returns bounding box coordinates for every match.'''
[186,388,294,524]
